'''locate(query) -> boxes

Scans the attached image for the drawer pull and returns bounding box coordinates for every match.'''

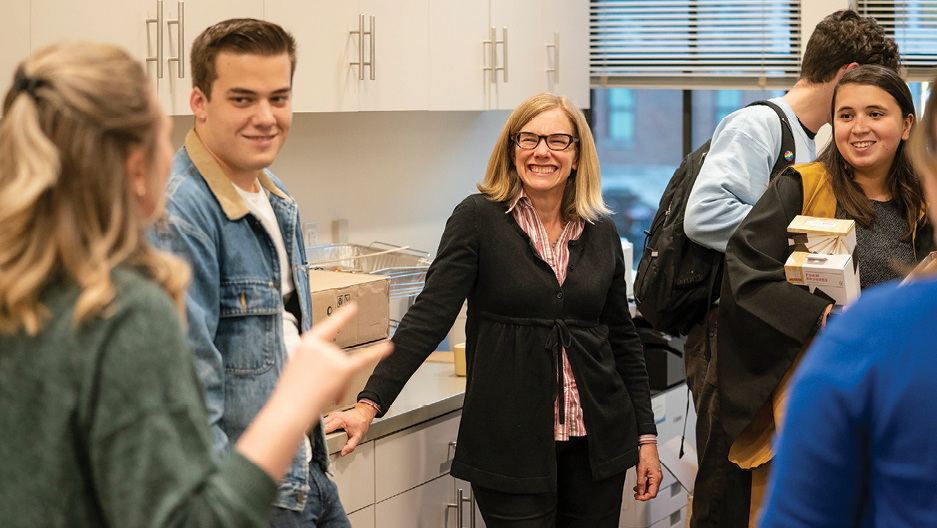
[446,488,476,528]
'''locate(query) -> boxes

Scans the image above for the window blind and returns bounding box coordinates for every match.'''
[590,1,802,89]
[856,1,937,81]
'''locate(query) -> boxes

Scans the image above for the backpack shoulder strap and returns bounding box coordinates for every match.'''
[796,162,837,217]
[745,100,796,181]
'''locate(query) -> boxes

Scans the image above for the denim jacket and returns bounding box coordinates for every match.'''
[152,129,327,511]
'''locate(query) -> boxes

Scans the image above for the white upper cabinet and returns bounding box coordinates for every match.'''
[0,0,31,113]
[30,0,263,116]
[427,0,489,111]
[542,0,590,108]
[488,0,543,110]
[20,0,588,114]
[264,1,359,113]
[265,0,428,113]
[427,0,590,112]
[31,0,155,74]
[158,0,266,115]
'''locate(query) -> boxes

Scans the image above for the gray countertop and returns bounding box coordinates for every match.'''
[326,352,466,454]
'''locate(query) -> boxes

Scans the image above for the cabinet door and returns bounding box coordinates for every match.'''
[374,411,460,502]
[159,0,265,115]
[542,0,589,108]
[347,505,375,528]
[0,0,30,114]
[356,0,428,111]
[329,441,375,515]
[489,0,542,110]
[427,0,488,111]
[31,0,155,79]
[375,475,458,528]
[264,0,359,112]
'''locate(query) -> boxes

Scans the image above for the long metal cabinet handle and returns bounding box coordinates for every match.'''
[145,0,164,78]
[483,27,496,84]
[501,27,508,83]
[445,488,476,528]
[166,0,184,78]
[368,15,375,81]
[351,14,364,80]
[350,14,374,81]
[485,27,508,84]
[546,32,559,82]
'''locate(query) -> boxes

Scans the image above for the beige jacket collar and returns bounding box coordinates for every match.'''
[184,129,291,221]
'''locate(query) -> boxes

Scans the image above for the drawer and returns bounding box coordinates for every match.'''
[329,441,375,514]
[348,505,375,528]
[375,475,456,528]
[649,506,686,528]
[620,464,686,528]
[374,411,461,501]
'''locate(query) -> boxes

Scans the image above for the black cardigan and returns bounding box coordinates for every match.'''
[717,167,935,441]
[359,194,657,493]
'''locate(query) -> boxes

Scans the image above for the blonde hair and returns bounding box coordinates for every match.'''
[0,42,189,335]
[477,93,609,222]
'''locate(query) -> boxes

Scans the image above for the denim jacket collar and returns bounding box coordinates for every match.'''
[184,129,291,221]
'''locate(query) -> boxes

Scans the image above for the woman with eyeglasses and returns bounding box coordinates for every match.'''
[325,92,662,527]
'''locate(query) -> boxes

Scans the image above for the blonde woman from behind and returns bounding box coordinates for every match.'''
[0,41,389,528]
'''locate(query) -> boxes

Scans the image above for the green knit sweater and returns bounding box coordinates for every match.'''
[0,266,277,527]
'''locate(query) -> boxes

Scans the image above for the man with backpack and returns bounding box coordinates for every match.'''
[680,10,900,528]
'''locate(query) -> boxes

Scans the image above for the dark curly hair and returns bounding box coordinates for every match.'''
[801,10,900,83]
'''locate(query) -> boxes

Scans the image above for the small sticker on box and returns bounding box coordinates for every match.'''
[805,219,837,228]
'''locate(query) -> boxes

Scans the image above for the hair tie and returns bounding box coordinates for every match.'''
[13,74,44,99]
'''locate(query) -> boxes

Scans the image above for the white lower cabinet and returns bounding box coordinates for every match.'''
[374,412,460,501]
[330,441,375,515]
[348,505,375,528]
[375,474,455,528]
[331,410,485,528]
[373,475,485,528]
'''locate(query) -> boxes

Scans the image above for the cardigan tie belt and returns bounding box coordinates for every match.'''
[473,310,598,426]
[545,319,571,423]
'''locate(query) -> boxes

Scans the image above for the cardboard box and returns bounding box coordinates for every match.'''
[785,251,859,305]
[787,215,856,256]
[309,269,390,348]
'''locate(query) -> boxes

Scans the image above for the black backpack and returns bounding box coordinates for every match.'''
[633,101,796,336]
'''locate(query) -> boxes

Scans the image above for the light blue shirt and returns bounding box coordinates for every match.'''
[685,97,815,252]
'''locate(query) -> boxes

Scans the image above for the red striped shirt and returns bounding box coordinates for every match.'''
[508,191,586,440]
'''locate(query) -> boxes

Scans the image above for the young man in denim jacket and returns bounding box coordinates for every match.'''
[155,18,350,528]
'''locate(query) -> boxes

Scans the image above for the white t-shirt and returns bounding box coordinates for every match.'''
[234,183,310,462]
[234,184,302,355]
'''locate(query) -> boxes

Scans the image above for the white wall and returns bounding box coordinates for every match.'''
[172,109,512,255]
[165,0,851,257]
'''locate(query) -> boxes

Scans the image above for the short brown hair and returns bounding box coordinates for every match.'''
[800,10,900,84]
[190,18,297,100]
[477,93,608,223]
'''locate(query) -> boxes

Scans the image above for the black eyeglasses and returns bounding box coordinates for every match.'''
[512,132,579,151]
